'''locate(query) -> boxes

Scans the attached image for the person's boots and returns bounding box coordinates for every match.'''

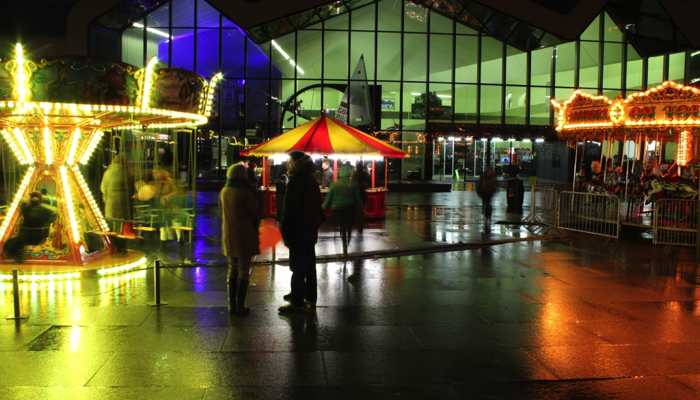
[236,279,250,315]
[227,278,237,315]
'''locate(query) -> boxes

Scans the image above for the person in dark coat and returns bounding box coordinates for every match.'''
[352,161,371,234]
[101,153,135,255]
[219,164,261,315]
[274,173,289,222]
[3,191,58,263]
[279,151,324,313]
[476,167,497,232]
[321,160,334,188]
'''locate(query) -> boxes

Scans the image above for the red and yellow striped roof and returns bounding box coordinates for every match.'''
[240,115,409,158]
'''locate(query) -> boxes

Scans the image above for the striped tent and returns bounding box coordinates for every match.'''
[240,115,409,158]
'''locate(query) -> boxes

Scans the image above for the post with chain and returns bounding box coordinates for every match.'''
[147,260,168,306]
[7,269,28,320]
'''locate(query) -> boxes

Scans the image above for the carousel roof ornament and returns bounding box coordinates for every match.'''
[552,81,700,142]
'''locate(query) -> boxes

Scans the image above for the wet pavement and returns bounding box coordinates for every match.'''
[2,186,700,399]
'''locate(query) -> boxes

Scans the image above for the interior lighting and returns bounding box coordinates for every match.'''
[522,139,531,142]
[79,130,104,165]
[132,22,171,39]
[536,138,545,142]
[60,166,80,243]
[271,40,304,75]
[678,130,691,166]
[73,167,109,231]
[67,128,81,165]
[14,43,28,103]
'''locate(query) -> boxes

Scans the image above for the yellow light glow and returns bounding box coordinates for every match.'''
[141,57,158,108]
[73,167,109,231]
[0,129,27,164]
[60,166,80,243]
[0,167,35,240]
[12,127,34,164]
[67,128,81,165]
[0,271,81,282]
[79,130,104,165]
[43,126,52,164]
[14,43,28,103]
[97,257,148,275]
[678,130,691,166]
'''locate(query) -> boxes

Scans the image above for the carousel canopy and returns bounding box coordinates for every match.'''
[240,115,409,158]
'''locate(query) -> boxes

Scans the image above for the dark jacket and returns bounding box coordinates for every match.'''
[281,155,323,246]
[321,167,334,188]
[476,174,497,198]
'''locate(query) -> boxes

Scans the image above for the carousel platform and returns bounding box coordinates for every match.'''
[0,250,146,280]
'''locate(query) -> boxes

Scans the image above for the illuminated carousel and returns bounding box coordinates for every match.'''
[0,44,220,281]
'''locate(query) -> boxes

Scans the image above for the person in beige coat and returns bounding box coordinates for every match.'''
[219,164,260,315]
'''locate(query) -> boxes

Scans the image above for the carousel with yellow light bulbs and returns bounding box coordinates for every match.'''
[552,81,700,228]
[0,44,220,281]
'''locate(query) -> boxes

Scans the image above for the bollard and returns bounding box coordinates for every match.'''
[6,269,28,320]
[147,260,168,306]
[271,245,276,264]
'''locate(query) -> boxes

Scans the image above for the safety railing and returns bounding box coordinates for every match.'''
[557,191,621,245]
[653,198,699,248]
[524,185,559,234]
[551,183,575,195]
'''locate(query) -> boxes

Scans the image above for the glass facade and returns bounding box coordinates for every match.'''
[109,0,691,180]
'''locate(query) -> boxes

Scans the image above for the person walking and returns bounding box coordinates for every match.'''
[101,153,135,255]
[352,161,371,235]
[476,167,497,232]
[279,151,324,313]
[219,164,261,315]
[323,165,363,255]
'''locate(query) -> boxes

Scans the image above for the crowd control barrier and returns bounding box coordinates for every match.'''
[557,191,621,245]
[524,185,559,234]
[653,198,699,249]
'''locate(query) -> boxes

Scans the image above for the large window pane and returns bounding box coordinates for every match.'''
[222,30,247,80]
[197,29,220,77]
[325,12,349,30]
[626,45,643,91]
[480,85,501,124]
[603,13,623,42]
[171,29,194,71]
[172,0,194,27]
[404,82,427,131]
[555,42,576,87]
[121,27,144,67]
[430,12,453,34]
[430,34,453,82]
[197,0,219,28]
[669,52,685,83]
[481,36,502,84]
[454,84,477,123]
[580,15,600,41]
[579,41,599,88]
[271,34,296,78]
[404,33,427,82]
[530,86,550,125]
[378,0,402,32]
[298,30,322,79]
[351,3,376,31]
[648,55,664,87]
[379,81,401,129]
[351,32,375,81]
[404,0,428,32]
[531,47,552,86]
[324,31,349,80]
[428,83,453,122]
[506,47,526,85]
[455,35,477,83]
[377,33,401,80]
[505,86,527,124]
[603,43,622,89]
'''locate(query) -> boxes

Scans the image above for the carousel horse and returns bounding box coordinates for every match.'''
[644,175,698,204]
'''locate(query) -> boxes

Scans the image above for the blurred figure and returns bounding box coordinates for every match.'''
[101,153,135,255]
[323,165,363,256]
[352,161,371,235]
[153,168,178,252]
[275,173,289,222]
[3,191,58,263]
[219,164,260,315]
[248,162,260,188]
[321,160,334,188]
[279,151,324,314]
[476,167,497,232]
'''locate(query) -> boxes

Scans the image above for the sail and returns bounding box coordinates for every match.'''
[335,55,372,127]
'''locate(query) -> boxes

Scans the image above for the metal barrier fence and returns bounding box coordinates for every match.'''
[653,198,699,248]
[557,191,621,244]
[524,185,559,234]
[551,183,575,195]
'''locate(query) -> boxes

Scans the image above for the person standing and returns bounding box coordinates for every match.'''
[274,173,289,222]
[476,167,497,232]
[321,160,334,188]
[219,164,261,315]
[323,165,363,255]
[101,153,135,255]
[279,151,324,313]
[352,161,371,235]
